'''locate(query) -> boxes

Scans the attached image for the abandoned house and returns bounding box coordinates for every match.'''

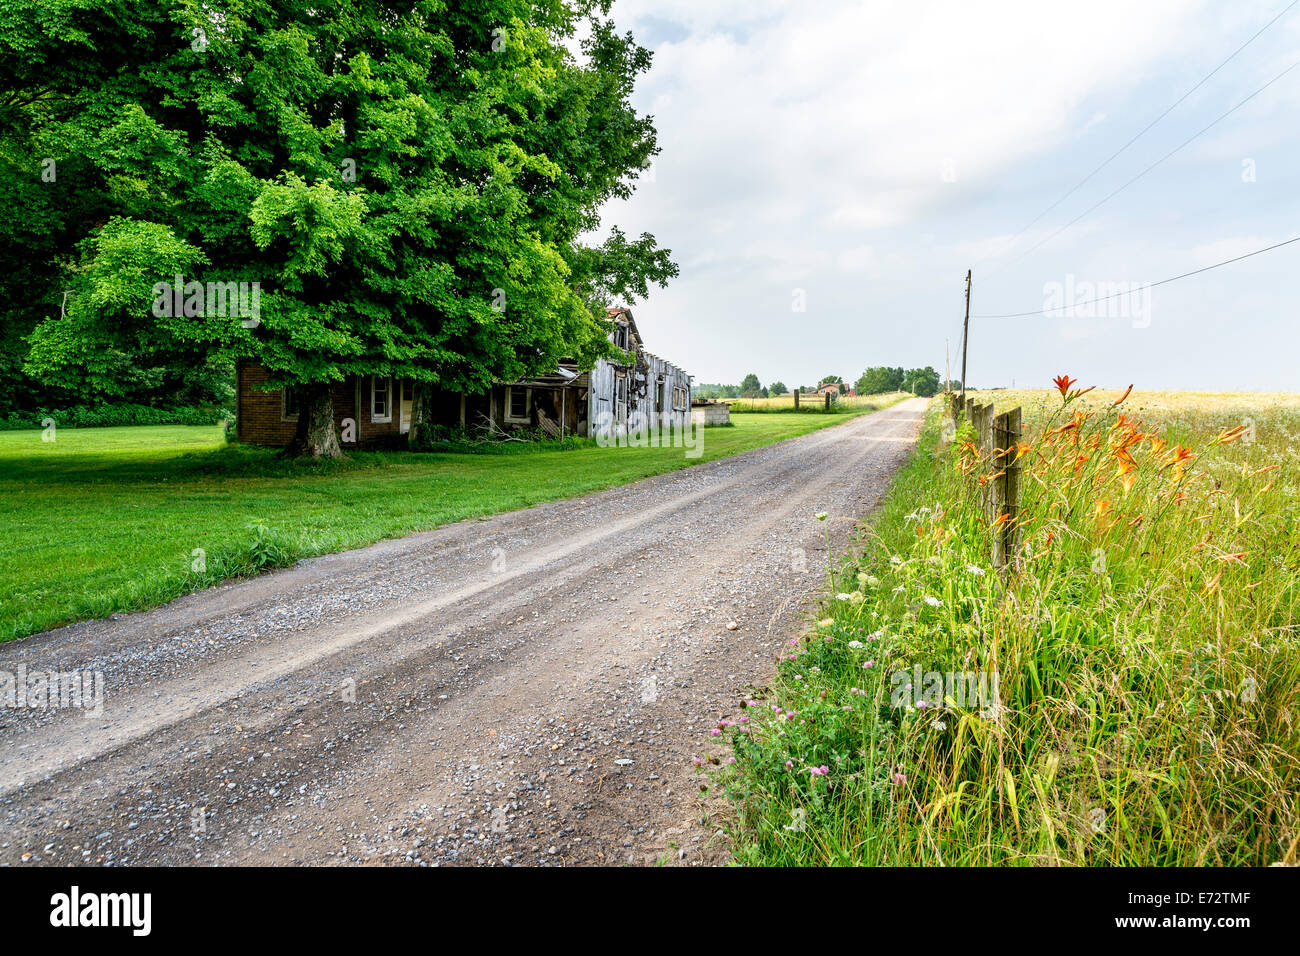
[235,306,693,447]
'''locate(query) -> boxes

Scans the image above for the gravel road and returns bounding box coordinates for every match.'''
[0,398,927,866]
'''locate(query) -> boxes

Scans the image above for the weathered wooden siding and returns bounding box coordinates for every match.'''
[586,352,692,440]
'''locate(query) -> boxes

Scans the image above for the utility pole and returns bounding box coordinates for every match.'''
[944,338,950,395]
[960,269,971,405]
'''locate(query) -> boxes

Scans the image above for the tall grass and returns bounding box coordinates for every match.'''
[713,383,1300,866]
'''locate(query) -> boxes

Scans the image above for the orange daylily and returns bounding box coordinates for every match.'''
[1053,375,1077,397]
[1111,384,1134,406]
[1215,424,1248,444]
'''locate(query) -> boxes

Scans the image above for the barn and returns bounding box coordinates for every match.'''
[234,306,692,447]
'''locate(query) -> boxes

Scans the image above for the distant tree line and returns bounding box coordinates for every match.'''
[697,367,954,401]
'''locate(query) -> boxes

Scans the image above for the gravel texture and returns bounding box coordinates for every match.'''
[0,398,927,866]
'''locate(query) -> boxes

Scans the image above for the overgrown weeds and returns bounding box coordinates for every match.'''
[713,383,1300,866]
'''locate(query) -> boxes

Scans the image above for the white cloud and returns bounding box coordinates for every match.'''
[596,0,1297,389]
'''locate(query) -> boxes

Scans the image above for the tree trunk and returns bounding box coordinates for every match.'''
[283,382,343,459]
[407,382,431,447]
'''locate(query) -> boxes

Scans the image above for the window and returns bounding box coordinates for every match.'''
[616,376,628,407]
[281,386,300,421]
[656,379,665,413]
[506,386,529,423]
[402,380,414,403]
[371,376,391,422]
[673,386,687,410]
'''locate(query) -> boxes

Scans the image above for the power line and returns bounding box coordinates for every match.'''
[980,0,1300,275]
[971,235,1300,319]
[991,53,1300,274]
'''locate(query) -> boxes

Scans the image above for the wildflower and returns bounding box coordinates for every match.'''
[966,564,985,576]
[817,618,833,628]
[1053,374,1077,397]
[692,757,702,768]
[916,699,928,709]
[814,511,828,521]
[785,760,794,770]
[932,720,947,731]
[892,772,906,786]
[863,660,874,669]
[809,765,829,776]
[710,728,720,737]
[1111,384,1133,406]
[836,592,853,601]
[1215,424,1248,444]
[924,596,942,608]
[847,640,863,649]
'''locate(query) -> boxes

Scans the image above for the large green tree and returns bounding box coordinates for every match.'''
[856,366,905,394]
[5,0,675,455]
[903,366,940,397]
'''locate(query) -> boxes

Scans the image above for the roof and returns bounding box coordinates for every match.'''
[606,305,641,344]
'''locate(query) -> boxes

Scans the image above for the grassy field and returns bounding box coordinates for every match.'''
[0,397,905,643]
[710,384,1300,866]
[726,392,908,413]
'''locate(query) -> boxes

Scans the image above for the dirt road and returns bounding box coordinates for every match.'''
[0,398,927,866]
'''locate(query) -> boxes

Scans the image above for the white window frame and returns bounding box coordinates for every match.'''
[505,385,530,423]
[371,376,392,423]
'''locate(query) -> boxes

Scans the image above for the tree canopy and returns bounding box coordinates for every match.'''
[3,0,676,454]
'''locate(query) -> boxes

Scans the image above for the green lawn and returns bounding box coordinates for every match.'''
[0,401,902,642]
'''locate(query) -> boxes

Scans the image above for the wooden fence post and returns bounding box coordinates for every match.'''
[992,406,1023,570]
[824,391,830,411]
[793,389,799,410]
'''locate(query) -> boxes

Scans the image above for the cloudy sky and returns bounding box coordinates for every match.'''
[594,0,1300,391]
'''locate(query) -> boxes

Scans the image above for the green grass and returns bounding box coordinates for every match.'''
[0,398,904,643]
[711,388,1300,866]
